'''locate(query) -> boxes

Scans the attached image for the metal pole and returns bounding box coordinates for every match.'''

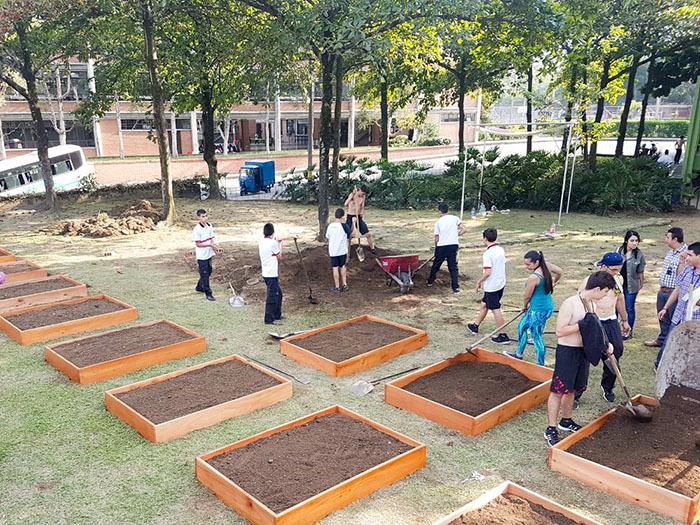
[557,121,574,226]
[566,134,579,214]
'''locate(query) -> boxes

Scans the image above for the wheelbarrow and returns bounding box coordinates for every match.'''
[374,254,434,293]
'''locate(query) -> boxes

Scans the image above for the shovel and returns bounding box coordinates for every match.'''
[605,354,653,422]
[351,217,365,262]
[243,354,311,385]
[465,311,524,357]
[228,282,245,307]
[293,238,319,304]
[267,330,308,340]
[350,366,422,395]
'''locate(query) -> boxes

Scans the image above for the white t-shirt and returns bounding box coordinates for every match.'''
[326,222,349,257]
[259,237,281,278]
[483,244,506,292]
[434,214,461,247]
[193,222,215,260]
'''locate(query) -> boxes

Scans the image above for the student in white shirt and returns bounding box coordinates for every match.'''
[468,228,510,344]
[427,203,466,294]
[326,208,351,293]
[192,208,221,301]
[259,223,293,325]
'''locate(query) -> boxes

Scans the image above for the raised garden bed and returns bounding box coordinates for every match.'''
[385,348,552,436]
[280,315,428,377]
[549,386,700,525]
[0,295,138,345]
[0,260,47,284]
[196,405,426,525]
[432,481,602,525]
[45,320,206,384]
[0,275,87,312]
[0,247,16,263]
[104,355,292,442]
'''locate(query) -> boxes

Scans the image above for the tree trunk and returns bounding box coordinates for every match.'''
[307,81,314,172]
[380,78,389,161]
[457,74,466,154]
[331,54,343,201]
[0,117,6,161]
[526,64,533,154]
[615,55,640,157]
[201,87,221,199]
[55,68,68,146]
[588,57,611,171]
[561,67,577,153]
[317,51,333,240]
[579,68,589,161]
[636,58,655,156]
[141,0,175,224]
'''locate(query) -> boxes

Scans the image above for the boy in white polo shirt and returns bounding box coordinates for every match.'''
[193,208,220,301]
[326,208,351,293]
[260,223,294,325]
[427,202,466,294]
[468,228,510,344]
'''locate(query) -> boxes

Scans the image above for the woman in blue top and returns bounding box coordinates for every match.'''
[505,250,562,365]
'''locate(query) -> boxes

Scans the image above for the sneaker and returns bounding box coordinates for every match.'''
[205,294,216,301]
[643,339,660,348]
[195,286,205,293]
[602,386,616,403]
[467,323,479,335]
[544,426,560,447]
[503,351,522,360]
[341,285,349,292]
[426,281,434,288]
[271,320,283,326]
[330,287,341,293]
[491,333,511,345]
[452,288,461,295]
[558,418,582,432]
[572,398,580,411]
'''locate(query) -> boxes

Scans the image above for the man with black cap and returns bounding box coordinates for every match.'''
[576,252,630,404]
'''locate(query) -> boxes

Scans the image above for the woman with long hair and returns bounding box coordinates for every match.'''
[617,230,645,339]
[505,250,562,365]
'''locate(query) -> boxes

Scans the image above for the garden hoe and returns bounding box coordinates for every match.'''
[351,366,423,396]
[243,354,311,385]
[228,281,245,307]
[605,354,653,422]
[293,238,319,304]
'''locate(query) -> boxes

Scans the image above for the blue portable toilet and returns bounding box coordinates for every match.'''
[239,160,275,195]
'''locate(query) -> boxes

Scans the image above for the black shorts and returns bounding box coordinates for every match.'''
[482,288,504,310]
[347,214,369,235]
[330,254,347,268]
[551,344,589,394]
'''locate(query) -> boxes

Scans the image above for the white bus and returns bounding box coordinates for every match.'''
[0,145,95,197]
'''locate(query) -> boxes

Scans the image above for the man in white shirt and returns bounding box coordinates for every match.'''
[427,203,466,294]
[193,209,221,301]
[259,222,292,325]
[326,208,351,293]
[657,149,674,167]
[468,228,510,344]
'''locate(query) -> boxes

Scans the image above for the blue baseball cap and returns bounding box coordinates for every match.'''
[597,252,624,267]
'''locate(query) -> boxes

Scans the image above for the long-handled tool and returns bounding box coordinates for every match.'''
[351,366,422,395]
[267,330,308,340]
[415,255,435,274]
[465,311,524,356]
[228,281,245,307]
[605,355,653,422]
[293,238,318,304]
[351,216,366,262]
[243,354,311,385]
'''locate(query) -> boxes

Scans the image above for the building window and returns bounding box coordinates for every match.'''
[440,112,474,123]
[121,119,153,131]
[175,118,191,130]
[1,120,95,148]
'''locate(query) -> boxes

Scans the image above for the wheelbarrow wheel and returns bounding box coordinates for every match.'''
[399,273,412,294]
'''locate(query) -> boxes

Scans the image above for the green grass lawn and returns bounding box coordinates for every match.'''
[0,196,696,524]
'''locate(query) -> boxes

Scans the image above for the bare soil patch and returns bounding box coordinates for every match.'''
[52,321,194,368]
[569,385,700,497]
[206,412,412,513]
[5,299,127,330]
[448,494,578,525]
[0,263,37,274]
[115,359,282,424]
[403,362,540,416]
[0,278,76,300]
[47,200,162,237]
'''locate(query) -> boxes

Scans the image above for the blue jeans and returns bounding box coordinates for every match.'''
[515,308,553,366]
[655,290,678,348]
[196,258,213,295]
[623,289,638,330]
[656,321,679,369]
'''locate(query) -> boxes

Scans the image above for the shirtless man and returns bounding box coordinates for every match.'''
[577,252,630,404]
[344,185,377,254]
[545,271,616,446]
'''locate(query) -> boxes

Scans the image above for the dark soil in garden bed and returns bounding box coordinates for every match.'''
[115,359,282,424]
[0,278,77,301]
[5,299,126,330]
[448,494,578,525]
[52,321,194,368]
[292,319,416,362]
[206,412,413,513]
[568,385,700,497]
[0,262,37,274]
[403,362,540,416]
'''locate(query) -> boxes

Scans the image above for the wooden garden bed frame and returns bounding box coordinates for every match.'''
[385,347,552,436]
[45,320,206,384]
[280,314,428,377]
[432,481,602,525]
[549,394,700,525]
[0,247,16,263]
[0,275,87,313]
[196,404,426,525]
[0,259,47,284]
[104,354,293,443]
[0,294,138,345]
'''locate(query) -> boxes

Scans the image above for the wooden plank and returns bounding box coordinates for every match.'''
[0,248,17,264]
[0,275,87,312]
[0,295,138,345]
[385,348,552,436]
[0,260,47,284]
[549,395,698,525]
[280,315,428,377]
[196,405,426,525]
[104,354,293,442]
[44,319,207,384]
[432,481,603,525]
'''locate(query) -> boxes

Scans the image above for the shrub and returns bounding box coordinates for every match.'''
[606,120,689,139]
[418,137,451,146]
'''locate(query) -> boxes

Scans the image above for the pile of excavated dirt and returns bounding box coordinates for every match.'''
[183,244,470,312]
[48,200,162,237]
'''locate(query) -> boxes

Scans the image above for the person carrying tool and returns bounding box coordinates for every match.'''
[545,271,616,446]
[426,203,466,294]
[326,208,351,293]
[468,228,510,344]
[344,185,377,256]
[193,208,221,302]
[259,223,294,325]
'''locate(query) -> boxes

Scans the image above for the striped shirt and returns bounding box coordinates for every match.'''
[671,267,700,324]
[659,244,687,289]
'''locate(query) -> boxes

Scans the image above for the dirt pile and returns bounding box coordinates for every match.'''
[48,200,162,237]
